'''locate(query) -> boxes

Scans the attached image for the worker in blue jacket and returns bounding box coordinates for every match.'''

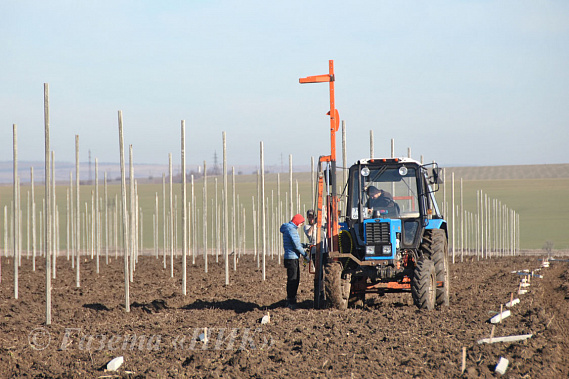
[280,214,308,309]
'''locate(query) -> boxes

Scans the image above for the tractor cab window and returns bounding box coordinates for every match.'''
[350,165,420,220]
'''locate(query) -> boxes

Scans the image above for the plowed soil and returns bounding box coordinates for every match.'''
[1,253,568,378]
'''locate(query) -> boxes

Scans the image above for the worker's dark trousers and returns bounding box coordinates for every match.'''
[284,258,300,303]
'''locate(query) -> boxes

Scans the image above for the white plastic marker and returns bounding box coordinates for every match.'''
[478,334,533,344]
[495,357,509,375]
[505,298,520,308]
[490,310,511,324]
[106,356,124,371]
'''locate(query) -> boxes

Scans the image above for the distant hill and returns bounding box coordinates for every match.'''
[441,163,569,181]
[0,161,567,185]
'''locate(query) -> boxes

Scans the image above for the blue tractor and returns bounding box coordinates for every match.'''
[312,157,449,310]
[299,60,449,310]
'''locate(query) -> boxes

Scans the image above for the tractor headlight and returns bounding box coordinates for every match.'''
[382,245,392,254]
[366,246,375,255]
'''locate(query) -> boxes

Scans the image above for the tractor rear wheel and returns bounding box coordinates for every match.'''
[411,258,436,310]
[324,261,350,310]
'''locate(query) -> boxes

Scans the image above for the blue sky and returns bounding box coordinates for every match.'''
[1,1,568,170]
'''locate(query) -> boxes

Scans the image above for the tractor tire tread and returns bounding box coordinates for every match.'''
[324,261,350,310]
[411,258,436,310]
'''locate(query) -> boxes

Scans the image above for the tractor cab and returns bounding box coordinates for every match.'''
[344,158,443,259]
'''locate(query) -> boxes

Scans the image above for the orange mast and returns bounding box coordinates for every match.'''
[299,60,340,253]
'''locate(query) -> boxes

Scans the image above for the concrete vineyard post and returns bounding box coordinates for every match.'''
[18,179,22,267]
[464,210,468,256]
[181,121,187,294]
[83,209,87,258]
[369,130,373,158]
[211,177,220,263]
[27,191,29,260]
[342,121,347,194]
[162,173,166,268]
[289,155,293,220]
[169,154,174,278]
[295,180,299,215]
[187,201,191,264]
[391,139,395,195]
[256,170,260,265]
[191,175,195,265]
[252,198,257,265]
[129,146,135,281]
[139,208,143,257]
[481,193,485,259]
[211,199,215,261]
[451,172,455,264]
[69,172,74,268]
[511,212,515,256]
[155,193,158,258]
[4,206,7,272]
[277,173,281,261]
[54,208,59,266]
[236,194,240,258]
[223,132,229,285]
[104,172,108,264]
[118,111,130,312]
[476,190,480,260]
[492,199,499,256]
[173,194,176,258]
[460,178,464,262]
[95,159,99,272]
[310,158,315,210]
[51,151,56,279]
[13,124,19,300]
[232,167,236,271]
[242,207,246,258]
[442,168,446,218]
[203,161,208,274]
[114,194,118,259]
[75,135,80,287]
[44,84,52,324]
[268,193,272,259]
[66,190,69,262]
[32,168,36,271]
[215,178,219,263]
[483,194,490,258]
[516,213,520,256]
[90,191,94,259]
[260,141,266,281]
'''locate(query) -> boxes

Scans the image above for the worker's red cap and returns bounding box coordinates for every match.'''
[291,214,305,226]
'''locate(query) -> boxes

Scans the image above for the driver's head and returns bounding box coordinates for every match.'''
[367,186,381,198]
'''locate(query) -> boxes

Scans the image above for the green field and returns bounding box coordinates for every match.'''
[436,178,569,250]
[0,170,567,254]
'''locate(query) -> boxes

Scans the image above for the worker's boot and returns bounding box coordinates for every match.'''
[286,297,297,309]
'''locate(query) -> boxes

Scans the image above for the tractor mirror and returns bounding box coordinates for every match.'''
[432,167,442,184]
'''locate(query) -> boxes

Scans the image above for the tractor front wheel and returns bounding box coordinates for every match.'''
[411,259,436,310]
[420,229,450,307]
[324,261,350,310]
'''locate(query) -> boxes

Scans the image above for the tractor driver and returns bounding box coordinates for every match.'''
[366,186,394,209]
